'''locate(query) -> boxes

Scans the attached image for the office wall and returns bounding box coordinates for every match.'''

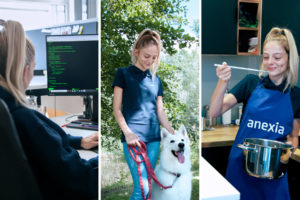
[41,96,84,115]
[26,19,98,70]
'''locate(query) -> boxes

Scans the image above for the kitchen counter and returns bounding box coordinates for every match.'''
[201,157,240,200]
[291,149,300,163]
[202,125,300,162]
[202,126,239,148]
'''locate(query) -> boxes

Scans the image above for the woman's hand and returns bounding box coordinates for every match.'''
[81,132,98,149]
[125,131,141,148]
[287,119,300,149]
[156,96,174,134]
[216,62,231,82]
[209,61,237,118]
[284,141,294,159]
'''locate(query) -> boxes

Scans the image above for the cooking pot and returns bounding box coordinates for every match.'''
[237,138,294,179]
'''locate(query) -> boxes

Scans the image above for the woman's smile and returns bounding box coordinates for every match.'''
[263,41,289,85]
[267,66,276,71]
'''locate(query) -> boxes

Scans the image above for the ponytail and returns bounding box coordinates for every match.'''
[131,29,161,79]
[260,27,298,91]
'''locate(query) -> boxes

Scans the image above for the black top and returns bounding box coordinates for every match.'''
[230,74,300,119]
[113,65,163,142]
[0,87,98,200]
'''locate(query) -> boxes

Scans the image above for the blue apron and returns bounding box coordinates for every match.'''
[226,80,294,200]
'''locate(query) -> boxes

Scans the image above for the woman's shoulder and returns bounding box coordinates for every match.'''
[155,74,162,81]
[117,66,128,71]
[113,66,131,88]
[230,74,260,103]
[291,85,300,91]
[115,67,127,73]
[11,108,39,132]
[290,86,300,118]
[12,107,66,138]
[243,74,261,83]
[291,85,300,99]
[117,65,134,71]
[12,107,52,128]
[12,107,41,122]
[115,66,133,76]
[233,74,260,90]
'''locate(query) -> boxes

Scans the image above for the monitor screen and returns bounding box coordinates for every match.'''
[46,34,98,95]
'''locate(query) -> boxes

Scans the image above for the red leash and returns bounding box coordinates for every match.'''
[127,141,172,200]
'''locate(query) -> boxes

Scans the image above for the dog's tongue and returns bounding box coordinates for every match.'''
[177,151,185,164]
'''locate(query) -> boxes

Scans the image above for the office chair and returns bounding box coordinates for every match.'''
[0,98,43,200]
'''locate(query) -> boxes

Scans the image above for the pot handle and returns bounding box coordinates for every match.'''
[237,144,257,152]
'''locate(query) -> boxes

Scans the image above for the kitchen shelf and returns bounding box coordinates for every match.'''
[239,0,260,3]
[237,52,259,56]
[237,0,261,55]
[238,27,258,31]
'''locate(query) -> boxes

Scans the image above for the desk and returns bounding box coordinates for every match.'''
[201,157,240,200]
[51,115,98,160]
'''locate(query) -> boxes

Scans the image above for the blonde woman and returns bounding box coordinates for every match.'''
[0,19,98,200]
[113,29,174,199]
[210,27,300,200]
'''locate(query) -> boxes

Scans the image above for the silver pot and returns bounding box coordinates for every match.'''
[237,138,294,179]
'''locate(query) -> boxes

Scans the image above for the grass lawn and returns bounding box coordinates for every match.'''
[101,178,199,200]
[101,182,131,200]
[101,141,199,200]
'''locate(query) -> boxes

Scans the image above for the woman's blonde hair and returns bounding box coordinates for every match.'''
[0,19,28,106]
[131,29,161,78]
[25,38,35,67]
[260,27,299,91]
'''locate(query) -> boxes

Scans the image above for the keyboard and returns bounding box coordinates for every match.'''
[66,120,98,131]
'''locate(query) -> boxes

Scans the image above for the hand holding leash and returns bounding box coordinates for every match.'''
[128,141,171,200]
[125,131,141,148]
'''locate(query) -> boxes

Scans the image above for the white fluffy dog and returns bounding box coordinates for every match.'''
[151,124,192,200]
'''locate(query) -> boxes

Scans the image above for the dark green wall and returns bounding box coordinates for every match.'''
[261,0,300,87]
[262,0,300,49]
[202,0,237,54]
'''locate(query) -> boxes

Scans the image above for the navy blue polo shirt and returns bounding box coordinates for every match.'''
[113,65,163,143]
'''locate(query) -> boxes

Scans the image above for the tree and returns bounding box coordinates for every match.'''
[101,0,195,150]
[161,46,199,142]
[191,19,199,39]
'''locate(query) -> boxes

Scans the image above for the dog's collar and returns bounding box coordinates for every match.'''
[161,167,181,178]
[169,172,181,177]
[162,167,181,178]
[158,168,181,190]
[162,168,181,178]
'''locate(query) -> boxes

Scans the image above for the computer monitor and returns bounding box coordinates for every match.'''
[46,34,98,95]
[46,34,98,127]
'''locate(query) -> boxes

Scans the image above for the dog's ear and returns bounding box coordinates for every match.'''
[178,124,187,137]
[161,128,170,138]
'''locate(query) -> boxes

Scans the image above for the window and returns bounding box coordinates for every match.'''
[0,1,68,30]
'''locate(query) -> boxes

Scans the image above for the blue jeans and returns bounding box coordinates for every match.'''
[123,141,160,200]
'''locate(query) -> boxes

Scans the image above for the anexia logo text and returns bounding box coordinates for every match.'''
[247,119,284,135]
